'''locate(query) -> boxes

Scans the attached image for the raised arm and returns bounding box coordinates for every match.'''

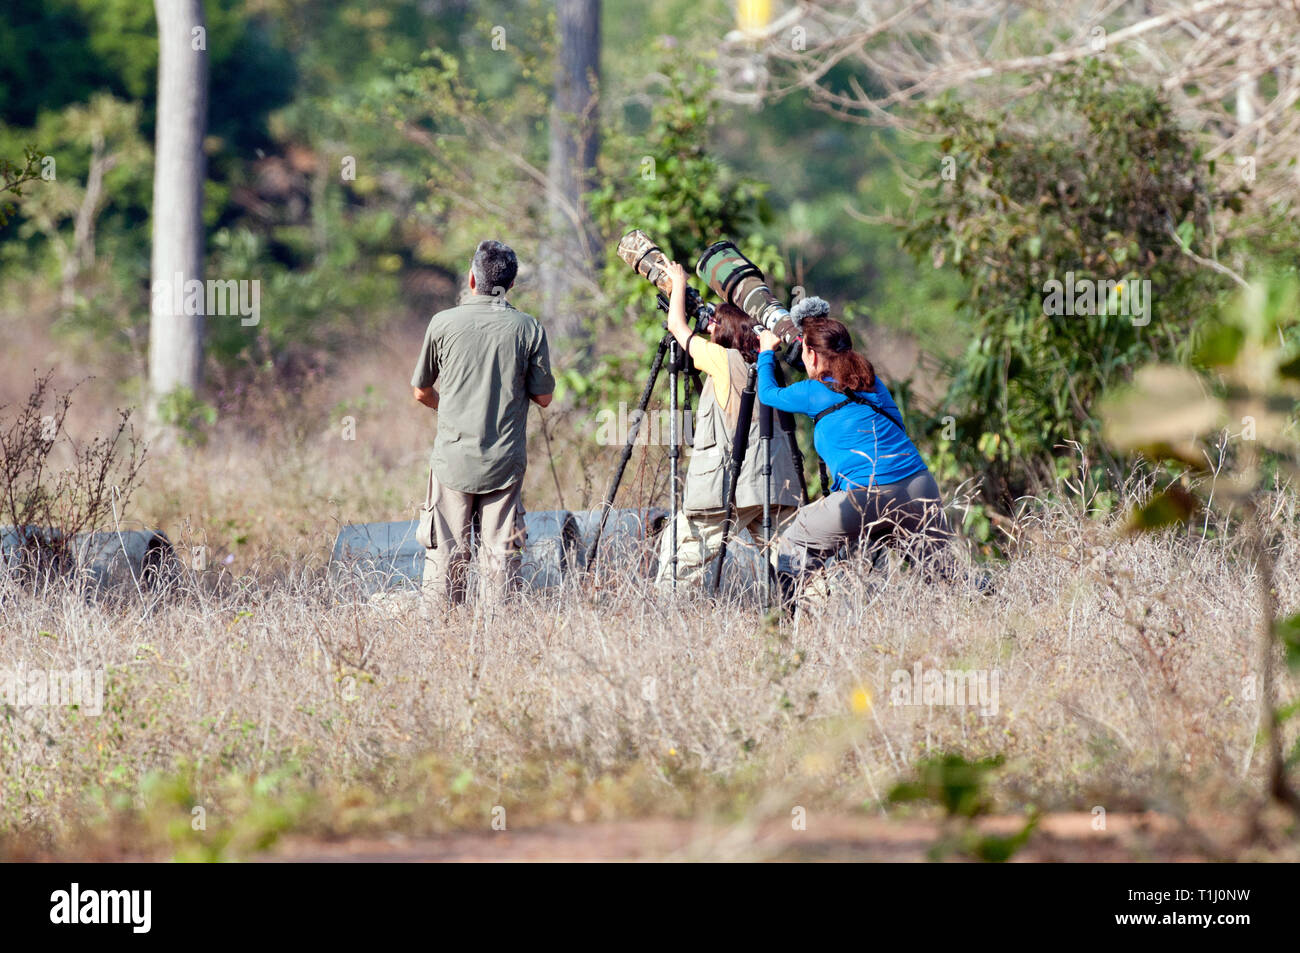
[664,261,710,365]
[755,335,808,414]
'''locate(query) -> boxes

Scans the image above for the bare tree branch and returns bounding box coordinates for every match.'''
[730,1,1300,215]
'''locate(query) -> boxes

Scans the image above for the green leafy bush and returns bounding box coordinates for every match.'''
[904,62,1244,508]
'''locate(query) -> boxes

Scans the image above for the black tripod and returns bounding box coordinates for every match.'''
[708,366,757,598]
[584,324,699,584]
[587,321,812,604]
[770,361,810,507]
[759,397,775,607]
[709,360,808,605]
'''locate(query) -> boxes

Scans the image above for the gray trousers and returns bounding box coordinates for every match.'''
[654,504,796,590]
[777,468,954,581]
[422,476,525,607]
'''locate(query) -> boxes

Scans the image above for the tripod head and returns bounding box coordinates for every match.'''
[654,290,714,334]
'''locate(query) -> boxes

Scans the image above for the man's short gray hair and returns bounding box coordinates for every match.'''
[472,240,518,295]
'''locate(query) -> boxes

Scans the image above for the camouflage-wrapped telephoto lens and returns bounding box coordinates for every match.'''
[617,229,675,296]
[695,240,801,348]
[617,228,713,327]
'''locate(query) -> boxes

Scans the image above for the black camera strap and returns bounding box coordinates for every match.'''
[812,388,906,435]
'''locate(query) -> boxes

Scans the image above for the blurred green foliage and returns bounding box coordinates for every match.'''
[1102,274,1300,808]
[581,47,783,404]
[156,386,217,448]
[889,752,1038,862]
[4,0,1298,531]
[0,146,43,227]
[904,62,1245,508]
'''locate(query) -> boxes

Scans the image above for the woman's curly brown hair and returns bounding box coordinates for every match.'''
[801,316,875,393]
[710,303,760,363]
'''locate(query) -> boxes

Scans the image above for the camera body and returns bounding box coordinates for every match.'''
[655,291,714,335]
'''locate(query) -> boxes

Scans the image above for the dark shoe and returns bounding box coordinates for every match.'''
[777,570,800,617]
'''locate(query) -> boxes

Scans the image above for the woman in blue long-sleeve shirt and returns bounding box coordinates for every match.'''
[756,309,953,606]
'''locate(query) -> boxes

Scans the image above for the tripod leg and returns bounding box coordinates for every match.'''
[772,409,807,504]
[758,397,774,609]
[769,363,810,505]
[586,335,669,570]
[669,340,679,592]
[710,365,758,597]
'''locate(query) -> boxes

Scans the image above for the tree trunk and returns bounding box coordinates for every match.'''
[149,0,209,414]
[540,0,600,359]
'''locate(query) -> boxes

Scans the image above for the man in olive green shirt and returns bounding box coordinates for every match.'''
[412,240,555,607]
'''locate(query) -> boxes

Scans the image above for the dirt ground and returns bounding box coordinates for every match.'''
[261,812,1266,862]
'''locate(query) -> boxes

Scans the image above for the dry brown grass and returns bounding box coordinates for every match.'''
[1,465,1297,859]
[2,308,1298,860]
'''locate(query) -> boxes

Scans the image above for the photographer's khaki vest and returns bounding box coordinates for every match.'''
[684,349,804,514]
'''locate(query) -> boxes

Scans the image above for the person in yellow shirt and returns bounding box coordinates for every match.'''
[656,262,803,591]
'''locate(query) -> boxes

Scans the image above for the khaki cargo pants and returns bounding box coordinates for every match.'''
[654,504,795,590]
[422,474,526,608]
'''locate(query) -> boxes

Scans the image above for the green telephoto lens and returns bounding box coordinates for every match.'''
[696,240,763,301]
[696,240,801,355]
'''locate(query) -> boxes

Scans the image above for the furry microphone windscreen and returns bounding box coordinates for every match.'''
[789,296,830,326]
